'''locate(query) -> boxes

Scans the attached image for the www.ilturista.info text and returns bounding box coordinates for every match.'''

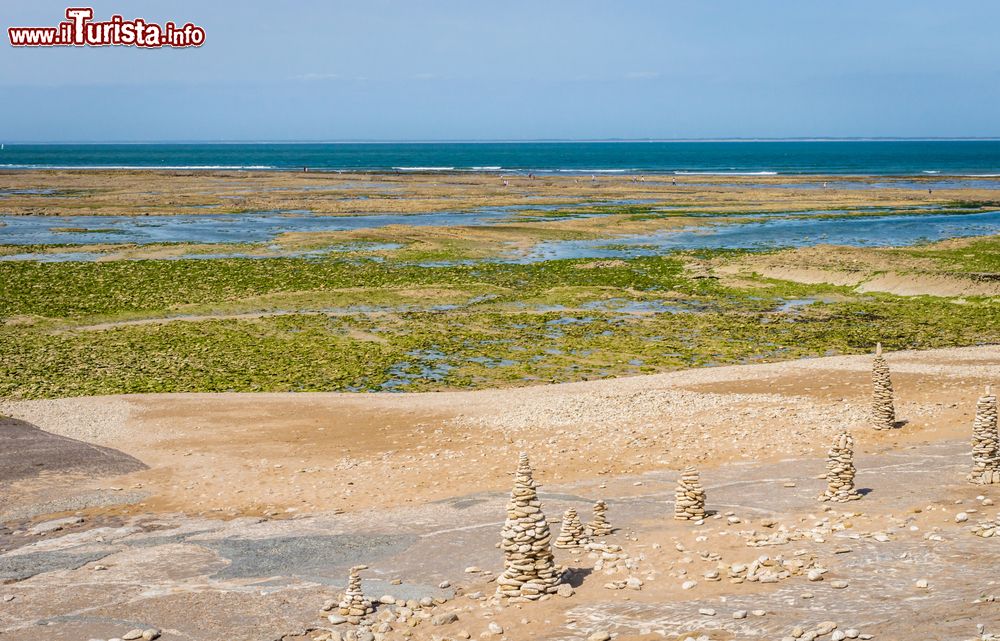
[8,8,205,48]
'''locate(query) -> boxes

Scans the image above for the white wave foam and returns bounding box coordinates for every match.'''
[673,171,779,176]
[922,170,941,174]
[392,166,456,171]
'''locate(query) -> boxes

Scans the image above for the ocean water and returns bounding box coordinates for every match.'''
[2,141,1000,175]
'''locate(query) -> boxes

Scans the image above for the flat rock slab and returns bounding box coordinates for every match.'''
[28,516,84,535]
[0,548,113,581]
[203,533,416,582]
[0,417,146,483]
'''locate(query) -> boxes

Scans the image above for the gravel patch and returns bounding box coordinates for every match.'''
[0,396,134,445]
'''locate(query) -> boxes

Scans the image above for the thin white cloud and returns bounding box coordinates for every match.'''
[293,72,341,81]
[625,71,661,80]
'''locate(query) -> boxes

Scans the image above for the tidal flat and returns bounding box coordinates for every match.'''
[1,170,998,399]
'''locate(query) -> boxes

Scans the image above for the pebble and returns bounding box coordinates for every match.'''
[915,579,929,589]
[956,512,969,523]
[588,633,611,641]
[815,622,837,635]
[830,580,849,589]
[432,612,459,626]
[698,608,716,616]
[681,580,697,590]
[488,622,503,635]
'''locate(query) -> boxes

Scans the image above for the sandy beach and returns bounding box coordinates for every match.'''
[1,345,999,640]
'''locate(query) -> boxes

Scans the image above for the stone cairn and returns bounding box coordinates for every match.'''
[674,467,706,520]
[338,565,374,620]
[871,343,897,430]
[819,432,861,502]
[970,385,1000,484]
[587,500,612,536]
[496,452,564,600]
[555,508,587,548]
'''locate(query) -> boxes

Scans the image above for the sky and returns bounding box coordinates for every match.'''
[2,0,1000,141]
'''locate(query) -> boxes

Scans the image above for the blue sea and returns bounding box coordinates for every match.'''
[3,141,1000,175]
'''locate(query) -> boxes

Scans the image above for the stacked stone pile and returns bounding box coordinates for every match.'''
[674,467,706,520]
[587,500,612,536]
[970,386,999,484]
[871,343,897,430]
[555,508,587,548]
[819,432,861,503]
[338,565,374,621]
[496,452,564,600]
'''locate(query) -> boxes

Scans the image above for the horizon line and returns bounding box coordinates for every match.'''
[3,137,1000,145]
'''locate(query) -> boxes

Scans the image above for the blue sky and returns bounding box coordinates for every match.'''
[2,0,999,141]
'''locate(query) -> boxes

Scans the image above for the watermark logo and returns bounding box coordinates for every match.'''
[8,7,205,48]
